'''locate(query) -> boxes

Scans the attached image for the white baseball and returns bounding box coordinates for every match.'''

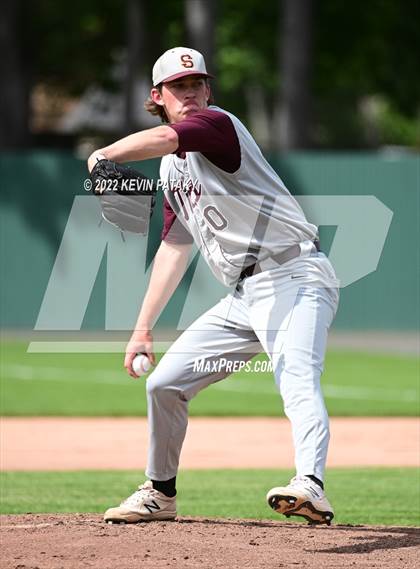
[132,354,151,377]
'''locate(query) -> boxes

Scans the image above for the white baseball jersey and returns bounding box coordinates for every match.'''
[160,105,318,286]
[147,101,339,500]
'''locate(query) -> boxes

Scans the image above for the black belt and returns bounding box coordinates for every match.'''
[238,239,321,282]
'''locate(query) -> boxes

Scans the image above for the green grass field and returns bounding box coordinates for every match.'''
[1,468,419,526]
[1,341,419,528]
[1,341,418,416]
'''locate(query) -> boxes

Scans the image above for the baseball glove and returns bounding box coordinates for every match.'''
[90,159,156,235]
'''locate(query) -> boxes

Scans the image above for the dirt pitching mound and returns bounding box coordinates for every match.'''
[1,514,419,569]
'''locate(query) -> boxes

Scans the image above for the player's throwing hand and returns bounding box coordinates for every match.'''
[124,331,155,378]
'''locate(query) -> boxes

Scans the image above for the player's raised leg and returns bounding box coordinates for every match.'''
[104,292,259,523]
[145,292,258,481]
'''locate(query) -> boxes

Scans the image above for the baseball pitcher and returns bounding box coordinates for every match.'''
[88,47,339,525]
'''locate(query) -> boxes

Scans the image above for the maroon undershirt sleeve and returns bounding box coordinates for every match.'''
[168,109,241,173]
[161,196,194,244]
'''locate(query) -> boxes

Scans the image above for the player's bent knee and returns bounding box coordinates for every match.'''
[146,375,185,401]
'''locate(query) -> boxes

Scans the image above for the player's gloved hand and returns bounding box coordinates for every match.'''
[124,331,156,379]
[89,159,156,235]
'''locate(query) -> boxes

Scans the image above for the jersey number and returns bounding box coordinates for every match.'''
[203,205,228,231]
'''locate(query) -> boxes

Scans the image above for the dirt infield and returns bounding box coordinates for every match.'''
[1,417,419,470]
[1,418,419,568]
[1,514,419,569]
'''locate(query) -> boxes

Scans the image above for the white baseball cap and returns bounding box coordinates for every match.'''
[152,47,212,87]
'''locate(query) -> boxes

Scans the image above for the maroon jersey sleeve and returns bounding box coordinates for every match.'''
[169,109,241,173]
[161,196,194,244]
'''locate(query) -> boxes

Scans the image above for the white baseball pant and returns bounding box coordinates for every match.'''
[145,249,339,482]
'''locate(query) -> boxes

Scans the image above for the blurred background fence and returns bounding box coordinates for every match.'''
[0,151,418,331]
[1,0,419,334]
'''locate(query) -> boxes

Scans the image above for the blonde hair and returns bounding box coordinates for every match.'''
[144,80,214,124]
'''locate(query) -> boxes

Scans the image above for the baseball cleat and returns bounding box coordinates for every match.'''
[267,475,334,525]
[104,480,177,524]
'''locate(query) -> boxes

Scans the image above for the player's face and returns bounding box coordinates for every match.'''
[151,76,210,123]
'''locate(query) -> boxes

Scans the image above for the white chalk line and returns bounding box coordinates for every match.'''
[1,364,418,403]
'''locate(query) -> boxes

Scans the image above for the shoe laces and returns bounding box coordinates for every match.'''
[121,482,157,508]
[290,475,323,496]
[290,475,309,486]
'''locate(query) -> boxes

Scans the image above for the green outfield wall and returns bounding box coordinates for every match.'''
[0,151,418,331]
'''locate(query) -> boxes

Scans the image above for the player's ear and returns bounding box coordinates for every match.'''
[151,87,164,107]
